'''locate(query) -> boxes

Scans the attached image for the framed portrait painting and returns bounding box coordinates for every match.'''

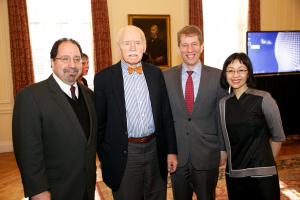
[128,14,171,68]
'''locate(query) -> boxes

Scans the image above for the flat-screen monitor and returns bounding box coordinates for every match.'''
[246,31,300,75]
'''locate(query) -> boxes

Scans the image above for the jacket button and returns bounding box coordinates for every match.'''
[186,132,189,135]
[188,118,191,121]
[124,131,128,135]
[123,150,128,154]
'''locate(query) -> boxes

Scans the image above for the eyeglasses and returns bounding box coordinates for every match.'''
[226,69,248,75]
[55,56,82,64]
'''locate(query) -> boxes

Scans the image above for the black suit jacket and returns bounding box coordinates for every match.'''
[12,75,97,200]
[94,61,177,191]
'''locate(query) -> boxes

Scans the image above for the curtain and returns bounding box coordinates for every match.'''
[7,0,34,98]
[248,0,261,31]
[189,0,204,63]
[91,0,112,73]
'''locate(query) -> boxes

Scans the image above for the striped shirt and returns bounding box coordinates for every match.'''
[121,60,155,138]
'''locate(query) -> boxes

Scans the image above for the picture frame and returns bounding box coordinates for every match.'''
[128,14,171,69]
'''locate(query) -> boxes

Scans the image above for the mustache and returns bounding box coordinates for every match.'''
[128,53,140,57]
[63,67,79,74]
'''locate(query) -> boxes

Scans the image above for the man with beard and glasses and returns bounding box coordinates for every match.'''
[13,38,97,200]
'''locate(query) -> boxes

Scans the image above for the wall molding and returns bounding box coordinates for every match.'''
[0,107,13,114]
[0,141,13,153]
[0,98,12,104]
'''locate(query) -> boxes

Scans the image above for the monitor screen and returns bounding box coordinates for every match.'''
[247,31,300,75]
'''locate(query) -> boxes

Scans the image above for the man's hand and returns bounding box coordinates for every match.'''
[167,154,178,173]
[31,191,51,200]
[219,151,227,166]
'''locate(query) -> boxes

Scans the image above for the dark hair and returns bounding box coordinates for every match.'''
[177,25,203,46]
[220,52,256,89]
[82,53,89,59]
[50,38,83,59]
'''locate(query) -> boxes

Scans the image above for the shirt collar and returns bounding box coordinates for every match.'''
[181,60,202,75]
[52,73,78,98]
[121,60,143,74]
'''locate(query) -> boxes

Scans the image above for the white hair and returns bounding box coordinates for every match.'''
[116,25,146,47]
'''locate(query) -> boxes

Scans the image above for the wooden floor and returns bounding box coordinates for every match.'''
[1,135,300,200]
[0,152,24,200]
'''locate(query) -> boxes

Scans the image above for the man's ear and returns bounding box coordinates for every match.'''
[200,43,204,54]
[50,59,54,68]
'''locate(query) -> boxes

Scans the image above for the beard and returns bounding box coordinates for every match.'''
[63,67,81,84]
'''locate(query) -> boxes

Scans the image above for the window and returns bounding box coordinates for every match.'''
[26,0,94,86]
[203,0,248,69]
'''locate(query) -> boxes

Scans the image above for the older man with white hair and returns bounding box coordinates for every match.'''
[94,25,178,200]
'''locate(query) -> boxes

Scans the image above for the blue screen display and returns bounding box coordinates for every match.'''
[247,31,300,74]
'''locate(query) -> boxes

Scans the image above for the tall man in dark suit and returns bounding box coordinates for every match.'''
[163,25,227,200]
[13,38,97,200]
[94,25,178,200]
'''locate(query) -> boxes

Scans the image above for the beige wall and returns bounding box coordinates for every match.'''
[0,0,299,152]
[0,0,14,152]
[261,0,300,30]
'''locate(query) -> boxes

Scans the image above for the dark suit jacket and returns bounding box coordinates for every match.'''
[163,65,227,170]
[94,61,177,191]
[12,75,97,200]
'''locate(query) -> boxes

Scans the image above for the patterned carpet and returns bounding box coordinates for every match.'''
[96,153,300,200]
[215,154,300,200]
[277,154,300,200]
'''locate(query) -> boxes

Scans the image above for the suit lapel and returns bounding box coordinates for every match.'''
[193,65,208,115]
[111,63,127,130]
[47,75,87,141]
[173,65,188,115]
[78,84,96,144]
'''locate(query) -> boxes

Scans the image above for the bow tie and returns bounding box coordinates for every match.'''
[128,66,143,75]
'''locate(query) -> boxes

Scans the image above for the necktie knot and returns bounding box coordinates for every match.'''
[70,85,77,101]
[128,66,143,75]
[187,71,193,76]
